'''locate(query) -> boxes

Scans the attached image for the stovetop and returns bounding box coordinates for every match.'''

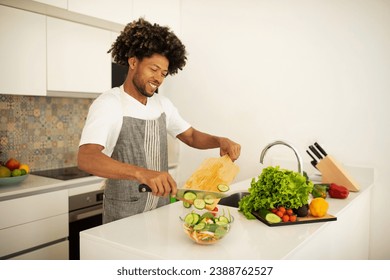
[31,166,93,180]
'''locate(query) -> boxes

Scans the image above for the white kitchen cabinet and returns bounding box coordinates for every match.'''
[0,190,68,260]
[0,5,46,96]
[47,17,112,94]
[68,0,132,25]
[33,0,68,9]
[10,240,69,260]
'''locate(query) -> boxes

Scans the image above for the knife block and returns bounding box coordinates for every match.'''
[316,155,360,192]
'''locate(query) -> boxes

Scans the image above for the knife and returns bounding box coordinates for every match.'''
[306,150,318,169]
[309,145,323,160]
[314,142,328,157]
[138,184,227,202]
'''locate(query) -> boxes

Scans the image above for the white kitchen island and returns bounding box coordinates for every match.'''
[80,166,374,260]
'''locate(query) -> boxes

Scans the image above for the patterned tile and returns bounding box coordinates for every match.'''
[0,94,93,171]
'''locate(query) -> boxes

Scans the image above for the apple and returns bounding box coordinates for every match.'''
[5,158,20,171]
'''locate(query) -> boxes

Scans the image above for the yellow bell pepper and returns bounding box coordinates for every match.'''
[309,197,329,217]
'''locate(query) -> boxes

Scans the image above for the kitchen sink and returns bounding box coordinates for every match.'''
[218,192,250,208]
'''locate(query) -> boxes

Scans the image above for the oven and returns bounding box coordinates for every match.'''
[68,189,103,260]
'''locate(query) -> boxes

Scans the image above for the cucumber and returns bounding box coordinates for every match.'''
[183,191,197,201]
[193,222,206,231]
[218,216,229,224]
[191,213,200,225]
[217,184,230,192]
[258,208,281,224]
[204,194,216,205]
[193,198,206,210]
[183,201,192,208]
[184,213,194,225]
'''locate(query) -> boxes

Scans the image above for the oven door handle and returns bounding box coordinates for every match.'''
[69,205,103,223]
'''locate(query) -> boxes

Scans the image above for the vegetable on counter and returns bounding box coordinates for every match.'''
[309,197,329,217]
[238,166,313,219]
[328,183,349,199]
[312,184,329,199]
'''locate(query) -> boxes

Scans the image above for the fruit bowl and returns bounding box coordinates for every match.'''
[181,210,233,245]
[0,174,29,186]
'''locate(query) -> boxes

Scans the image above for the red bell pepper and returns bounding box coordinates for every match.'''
[328,183,349,199]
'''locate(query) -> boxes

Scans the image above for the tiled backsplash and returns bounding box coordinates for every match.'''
[0,94,93,171]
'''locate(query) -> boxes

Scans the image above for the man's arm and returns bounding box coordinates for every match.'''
[177,127,241,161]
[77,144,177,196]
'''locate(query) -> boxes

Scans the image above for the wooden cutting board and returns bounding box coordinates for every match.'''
[182,155,240,210]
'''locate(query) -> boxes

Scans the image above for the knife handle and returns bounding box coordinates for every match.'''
[139,184,152,192]
[309,145,323,159]
[314,142,328,157]
[306,150,317,162]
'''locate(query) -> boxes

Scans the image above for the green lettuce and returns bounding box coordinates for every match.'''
[238,166,313,219]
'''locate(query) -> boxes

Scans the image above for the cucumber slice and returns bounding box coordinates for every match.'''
[265,213,282,224]
[193,198,206,210]
[183,191,197,201]
[183,201,192,208]
[258,208,281,224]
[217,184,230,192]
[218,216,229,224]
[184,213,194,225]
[204,194,216,205]
[191,213,200,225]
[193,222,205,231]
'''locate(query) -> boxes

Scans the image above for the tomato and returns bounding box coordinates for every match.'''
[276,211,284,218]
[282,215,290,222]
[289,215,297,222]
[278,206,286,214]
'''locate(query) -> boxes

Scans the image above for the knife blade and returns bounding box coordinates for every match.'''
[314,142,328,157]
[138,184,227,201]
[309,145,323,160]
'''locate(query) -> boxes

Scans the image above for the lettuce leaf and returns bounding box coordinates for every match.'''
[238,166,313,219]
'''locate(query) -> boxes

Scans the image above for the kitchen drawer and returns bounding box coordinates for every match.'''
[10,240,69,260]
[0,190,68,229]
[0,213,68,258]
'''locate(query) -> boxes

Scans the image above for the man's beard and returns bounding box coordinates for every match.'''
[132,75,155,98]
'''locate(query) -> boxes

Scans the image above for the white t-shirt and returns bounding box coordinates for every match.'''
[79,86,191,156]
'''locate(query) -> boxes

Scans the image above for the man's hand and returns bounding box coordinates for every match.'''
[219,137,241,161]
[136,169,177,197]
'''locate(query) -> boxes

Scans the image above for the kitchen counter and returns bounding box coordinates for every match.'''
[80,166,374,260]
[0,174,105,201]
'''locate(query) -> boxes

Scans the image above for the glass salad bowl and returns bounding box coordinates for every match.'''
[181,210,233,245]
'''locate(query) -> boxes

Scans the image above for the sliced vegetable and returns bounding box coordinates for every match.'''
[183,191,197,201]
[183,201,192,208]
[193,198,206,210]
[184,213,194,225]
[258,208,281,224]
[182,210,233,244]
[204,194,216,205]
[217,184,230,192]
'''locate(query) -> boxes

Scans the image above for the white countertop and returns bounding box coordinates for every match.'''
[0,174,105,201]
[80,166,375,260]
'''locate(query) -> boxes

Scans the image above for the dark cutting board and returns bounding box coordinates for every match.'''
[252,211,337,227]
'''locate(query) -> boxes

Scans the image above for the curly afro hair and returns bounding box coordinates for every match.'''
[108,18,187,75]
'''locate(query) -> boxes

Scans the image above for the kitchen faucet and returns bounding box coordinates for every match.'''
[259,140,304,175]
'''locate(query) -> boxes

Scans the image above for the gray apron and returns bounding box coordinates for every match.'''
[103,113,169,223]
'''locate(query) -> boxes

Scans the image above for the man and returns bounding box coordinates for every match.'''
[78,18,241,223]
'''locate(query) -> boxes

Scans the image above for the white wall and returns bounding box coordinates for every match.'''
[162,0,390,259]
